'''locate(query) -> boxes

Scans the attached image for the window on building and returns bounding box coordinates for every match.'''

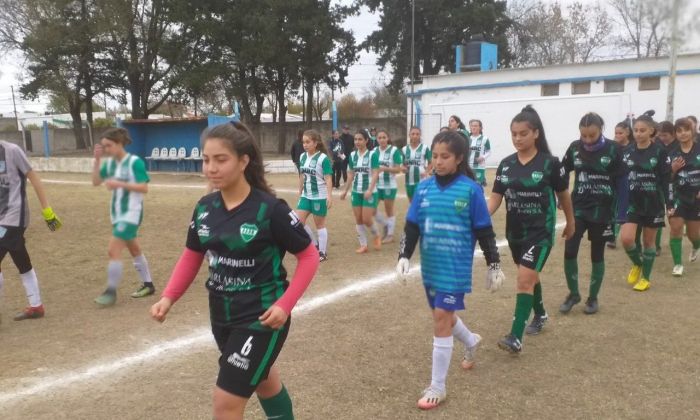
[639,76,661,91]
[604,79,625,93]
[541,83,560,96]
[572,81,591,95]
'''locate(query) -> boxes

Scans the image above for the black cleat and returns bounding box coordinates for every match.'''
[319,252,328,262]
[497,334,522,354]
[559,294,581,314]
[583,297,599,315]
[525,313,548,335]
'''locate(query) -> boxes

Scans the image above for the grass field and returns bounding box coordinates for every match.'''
[0,170,698,419]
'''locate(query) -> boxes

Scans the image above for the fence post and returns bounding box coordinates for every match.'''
[42,120,50,157]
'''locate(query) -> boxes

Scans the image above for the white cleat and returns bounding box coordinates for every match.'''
[461,333,481,370]
[690,248,699,263]
[672,265,684,277]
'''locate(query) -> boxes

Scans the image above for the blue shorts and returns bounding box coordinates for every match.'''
[424,286,465,311]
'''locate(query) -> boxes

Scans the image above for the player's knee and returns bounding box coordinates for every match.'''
[212,387,245,420]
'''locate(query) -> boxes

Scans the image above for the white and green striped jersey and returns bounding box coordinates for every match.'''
[468,134,491,169]
[299,151,333,199]
[99,154,149,225]
[402,143,432,185]
[376,145,403,189]
[349,149,379,193]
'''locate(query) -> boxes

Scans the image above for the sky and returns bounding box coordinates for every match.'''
[1,0,698,116]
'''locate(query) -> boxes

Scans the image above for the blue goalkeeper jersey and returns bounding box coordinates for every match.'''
[406,174,493,294]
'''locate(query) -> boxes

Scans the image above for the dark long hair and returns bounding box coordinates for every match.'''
[449,115,466,130]
[511,105,551,155]
[431,130,476,180]
[101,127,132,145]
[634,109,657,137]
[579,112,605,130]
[201,121,273,195]
[302,129,329,155]
[615,120,634,144]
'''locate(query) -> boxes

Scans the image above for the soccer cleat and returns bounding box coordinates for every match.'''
[355,246,368,254]
[13,305,45,321]
[319,252,328,262]
[381,235,394,244]
[559,294,581,314]
[497,334,522,354]
[131,284,155,298]
[583,297,599,315]
[606,241,617,249]
[525,313,548,335]
[672,265,684,277]
[417,386,446,410]
[627,265,642,285]
[461,333,481,370]
[373,235,382,250]
[690,247,699,263]
[633,278,650,292]
[95,289,117,306]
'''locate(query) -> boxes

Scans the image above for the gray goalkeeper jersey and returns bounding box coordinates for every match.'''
[0,141,33,227]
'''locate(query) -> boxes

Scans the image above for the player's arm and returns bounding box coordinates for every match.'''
[658,151,673,209]
[92,145,104,186]
[487,193,503,215]
[298,171,304,196]
[423,150,433,178]
[26,170,62,231]
[365,152,380,199]
[384,149,404,174]
[341,170,354,199]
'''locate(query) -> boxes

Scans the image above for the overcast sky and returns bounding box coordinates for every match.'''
[1,0,698,115]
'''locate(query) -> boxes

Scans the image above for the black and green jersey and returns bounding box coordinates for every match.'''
[669,142,700,209]
[622,142,672,218]
[493,152,568,246]
[562,138,624,224]
[186,189,311,327]
[659,139,679,156]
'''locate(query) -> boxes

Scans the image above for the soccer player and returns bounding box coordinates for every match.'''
[92,128,154,306]
[403,127,432,203]
[559,113,624,315]
[667,118,700,276]
[329,130,345,189]
[488,105,574,353]
[340,130,381,253]
[652,121,679,255]
[374,130,403,244]
[151,121,319,420]
[0,140,61,322]
[607,120,636,249]
[620,111,672,292]
[296,129,333,261]
[396,130,505,410]
[468,119,491,187]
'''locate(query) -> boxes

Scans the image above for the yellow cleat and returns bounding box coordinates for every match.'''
[627,265,642,285]
[633,278,650,292]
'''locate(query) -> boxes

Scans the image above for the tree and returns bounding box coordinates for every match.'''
[359,0,512,92]
[608,0,673,58]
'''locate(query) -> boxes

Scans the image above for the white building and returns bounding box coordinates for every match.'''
[18,111,107,130]
[410,53,700,166]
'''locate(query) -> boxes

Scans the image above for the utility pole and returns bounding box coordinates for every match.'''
[11,85,19,129]
[410,0,415,127]
[666,0,681,121]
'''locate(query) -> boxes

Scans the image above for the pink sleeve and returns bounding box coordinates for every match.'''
[162,248,206,303]
[275,244,319,314]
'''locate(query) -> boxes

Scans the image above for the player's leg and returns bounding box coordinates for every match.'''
[0,249,5,323]
[351,198,368,253]
[213,387,248,420]
[382,196,396,243]
[95,235,128,306]
[655,226,663,256]
[499,261,537,353]
[9,242,45,321]
[296,201,317,247]
[362,194,381,250]
[312,213,328,261]
[669,215,685,276]
[256,365,294,420]
[634,225,658,291]
[585,224,607,314]
[452,313,481,370]
[125,238,155,297]
[687,220,700,262]
[418,302,455,410]
[621,222,643,285]
[374,190,387,234]
[560,219,584,313]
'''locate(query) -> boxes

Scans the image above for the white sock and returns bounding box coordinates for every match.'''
[356,224,367,247]
[317,228,328,253]
[375,211,386,226]
[107,260,123,291]
[133,254,153,285]
[20,269,42,307]
[304,225,317,246]
[387,216,396,236]
[369,223,378,237]
[452,317,478,347]
[430,336,454,392]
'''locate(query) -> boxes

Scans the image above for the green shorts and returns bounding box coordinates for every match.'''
[377,188,397,201]
[351,192,379,208]
[297,197,328,217]
[112,222,140,241]
[405,184,417,200]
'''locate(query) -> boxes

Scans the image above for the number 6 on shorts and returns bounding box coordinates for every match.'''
[241,336,253,356]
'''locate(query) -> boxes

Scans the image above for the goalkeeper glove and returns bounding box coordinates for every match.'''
[396,257,410,284]
[42,207,62,231]
[486,263,505,292]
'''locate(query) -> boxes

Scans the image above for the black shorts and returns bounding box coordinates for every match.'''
[509,243,552,272]
[0,226,26,251]
[626,213,665,228]
[212,318,291,398]
[573,218,614,243]
[670,203,700,221]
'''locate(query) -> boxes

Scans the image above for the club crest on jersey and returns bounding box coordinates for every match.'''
[649,157,657,167]
[531,171,543,183]
[239,223,259,243]
[454,198,470,213]
[600,156,611,166]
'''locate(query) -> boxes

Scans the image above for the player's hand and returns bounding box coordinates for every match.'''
[486,263,505,292]
[363,190,372,200]
[259,305,288,329]
[150,297,173,323]
[396,257,410,284]
[340,190,347,200]
[671,157,685,173]
[477,156,486,164]
[562,222,574,240]
[326,197,332,209]
[667,208,676,217]
[41,207,62,231]
[93,144,103,159]
[104,179,123,190]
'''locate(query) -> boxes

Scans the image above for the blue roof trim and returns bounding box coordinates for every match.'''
[408,68,700,97]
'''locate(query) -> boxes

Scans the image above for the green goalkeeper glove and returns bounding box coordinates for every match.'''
[42,207,62,231]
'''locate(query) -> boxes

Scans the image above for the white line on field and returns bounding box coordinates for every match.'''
[0,196,560,406]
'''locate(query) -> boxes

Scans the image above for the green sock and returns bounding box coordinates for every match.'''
[564,258,579,296]
[589,261,605,300]
[532,283,546,316]
[635,225,642,250]
[511,293,534,340]
[670,237,683,265]
[259,385,294,420]
[624,245,643,266]
[656,228,662,249]
[641,248,656,280]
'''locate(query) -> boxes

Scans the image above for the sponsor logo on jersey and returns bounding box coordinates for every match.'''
[531,171,543,183]
[197,211,209,221]
[454,198,470,213]
[239,223,259,243]
[649,157,657,167]
[217,257,255,268]
[228,352,250,370]
[600,156,611,166]
[198,224,210,238]
[288,211,301,226]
